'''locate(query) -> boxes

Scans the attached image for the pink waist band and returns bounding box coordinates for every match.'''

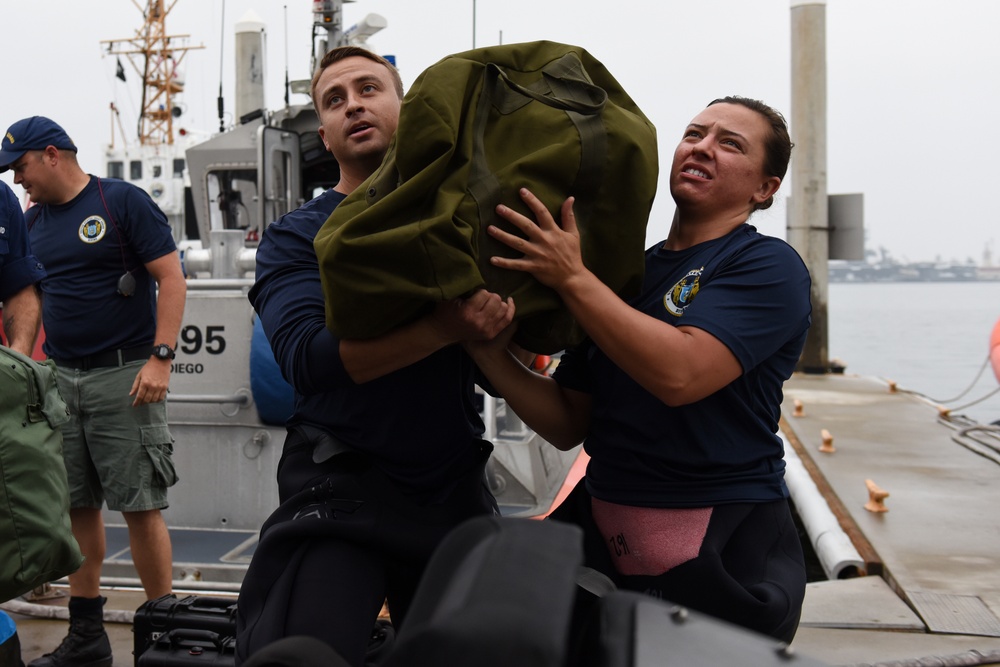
[591,497,712,577]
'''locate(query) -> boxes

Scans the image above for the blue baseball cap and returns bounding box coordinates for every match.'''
[0,116,77,173]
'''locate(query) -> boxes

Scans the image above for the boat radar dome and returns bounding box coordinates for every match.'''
[345,13,387,46]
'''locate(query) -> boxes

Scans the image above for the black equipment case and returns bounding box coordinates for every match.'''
[133,595,238,666]
[136,629,235,666]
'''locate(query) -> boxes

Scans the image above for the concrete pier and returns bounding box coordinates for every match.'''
[784,373,1000,665]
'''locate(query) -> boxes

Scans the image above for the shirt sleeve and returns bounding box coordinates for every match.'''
[0,184,46,302]
[117,181,177,263]
[551,338,596,394]
[248,214,353,395]
[678,238,812,373]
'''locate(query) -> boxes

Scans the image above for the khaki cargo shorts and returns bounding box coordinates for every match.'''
[55,360,178,512]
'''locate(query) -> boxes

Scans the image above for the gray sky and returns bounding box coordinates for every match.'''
[3,0,997,264]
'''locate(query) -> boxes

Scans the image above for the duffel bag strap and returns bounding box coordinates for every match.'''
[491,59,607,115]
[471,52,606,281]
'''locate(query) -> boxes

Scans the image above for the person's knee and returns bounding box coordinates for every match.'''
[121,508,168,533]
[122,508,163,521]
[69,507,104,534]
[70,506,102,519]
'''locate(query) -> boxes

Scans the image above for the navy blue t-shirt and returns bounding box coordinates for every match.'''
[249,189,486,498]
[27,176,176,359]
[0,181,46,302]
[554,224,812,507]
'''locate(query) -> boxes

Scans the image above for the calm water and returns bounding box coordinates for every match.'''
[828,281,1000,425]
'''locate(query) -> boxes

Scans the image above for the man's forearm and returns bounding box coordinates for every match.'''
[154,272,187,350]
[2,284,42,355]
[340,315,451,384]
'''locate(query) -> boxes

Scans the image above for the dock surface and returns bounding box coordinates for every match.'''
[785,373,1000,666]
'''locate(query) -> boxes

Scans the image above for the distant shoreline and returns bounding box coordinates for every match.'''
[829,261,1000,283]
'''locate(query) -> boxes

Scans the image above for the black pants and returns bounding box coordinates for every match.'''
[240,636,349,667]
[0,631,24,667]
[235,428,497,667]
[549,480,807,643]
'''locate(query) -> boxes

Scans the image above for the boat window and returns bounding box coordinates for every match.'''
[173,159,185,178]
[107,161,124,180]
[206,169,259,233]
[130,161,143,180]
[153,165,163,178]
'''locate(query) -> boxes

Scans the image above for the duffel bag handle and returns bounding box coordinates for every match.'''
[489,62,607,115]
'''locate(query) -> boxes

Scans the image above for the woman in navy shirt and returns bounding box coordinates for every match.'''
[467,96,812,642]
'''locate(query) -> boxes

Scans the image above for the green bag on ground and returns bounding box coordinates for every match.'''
[314,40,658,354]
[0,346,82,602]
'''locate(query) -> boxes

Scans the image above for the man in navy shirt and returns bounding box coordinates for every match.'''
[1,116,187,667]
[238,47,513,666]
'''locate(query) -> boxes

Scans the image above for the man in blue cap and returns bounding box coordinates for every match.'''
[1,116,187,667]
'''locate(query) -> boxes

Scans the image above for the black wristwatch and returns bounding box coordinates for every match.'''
[151,343,176,361]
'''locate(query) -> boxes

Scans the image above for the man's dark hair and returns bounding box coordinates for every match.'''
[310,46,404,114]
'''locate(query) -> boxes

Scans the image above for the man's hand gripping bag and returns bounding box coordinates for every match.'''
[314,41,658,354]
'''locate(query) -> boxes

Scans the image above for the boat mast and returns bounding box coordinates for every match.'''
[311,0,352,75]
[102,0,203,146]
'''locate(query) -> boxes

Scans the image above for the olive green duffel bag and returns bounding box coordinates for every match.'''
[0,346,82,602]
[315,40,658,354]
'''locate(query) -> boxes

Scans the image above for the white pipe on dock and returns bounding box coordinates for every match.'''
[0,598,134,625]
[781,432,864,579]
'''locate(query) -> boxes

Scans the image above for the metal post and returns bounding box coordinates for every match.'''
[235,12,266,123]
[789,0,830,373]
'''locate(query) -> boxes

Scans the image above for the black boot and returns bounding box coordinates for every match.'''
[27,596,112,667]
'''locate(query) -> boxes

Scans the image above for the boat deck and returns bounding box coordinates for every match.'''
[9,372,1000,666]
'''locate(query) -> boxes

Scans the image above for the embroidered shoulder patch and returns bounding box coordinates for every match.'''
[663,267,703,317]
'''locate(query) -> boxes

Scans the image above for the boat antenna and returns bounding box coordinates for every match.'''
[102,0,202,146]
[472,0,477,48]
[284,4,290,107]
[217,0,226,133]
[138,13,151,141]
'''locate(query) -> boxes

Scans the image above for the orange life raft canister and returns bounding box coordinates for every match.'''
[991,316,1000,384]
